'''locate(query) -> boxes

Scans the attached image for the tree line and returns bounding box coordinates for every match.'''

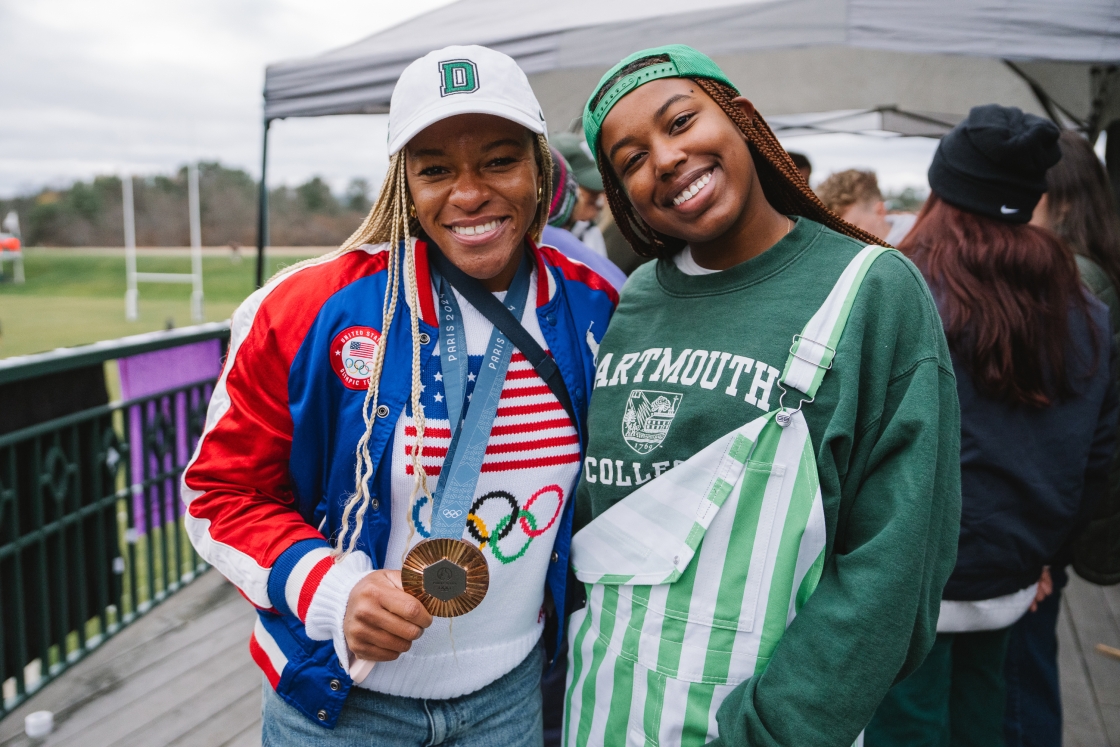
[0,163,373,247]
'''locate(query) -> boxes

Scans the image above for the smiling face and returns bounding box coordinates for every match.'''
[599,77,762,249]
[406,113,541,290]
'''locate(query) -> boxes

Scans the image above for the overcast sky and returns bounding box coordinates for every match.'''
[0,0,940,201]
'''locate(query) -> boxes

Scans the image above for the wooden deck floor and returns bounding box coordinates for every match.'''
[0,569,1118,746]
[1060,573,1120,746]
[0,570,260,747]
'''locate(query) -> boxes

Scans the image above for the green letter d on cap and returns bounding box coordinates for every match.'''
[439,60,479,96]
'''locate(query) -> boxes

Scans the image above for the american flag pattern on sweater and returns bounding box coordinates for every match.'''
[403,350,581,477]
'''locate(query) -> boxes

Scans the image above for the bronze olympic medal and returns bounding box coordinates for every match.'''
[401,538,489,617]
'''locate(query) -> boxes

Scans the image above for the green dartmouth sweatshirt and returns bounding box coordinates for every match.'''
[573,218,961,746]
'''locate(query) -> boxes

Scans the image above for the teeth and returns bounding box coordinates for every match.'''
[452,219,502,236]
[672,172,712,206]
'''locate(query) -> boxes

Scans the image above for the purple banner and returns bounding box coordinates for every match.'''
[118,340,221,535]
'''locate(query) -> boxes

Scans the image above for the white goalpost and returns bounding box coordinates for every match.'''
[123,164,205,322]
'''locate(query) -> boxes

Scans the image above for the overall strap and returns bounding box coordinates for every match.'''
[780,245,894,403]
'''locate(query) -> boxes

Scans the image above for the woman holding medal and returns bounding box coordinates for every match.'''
[563,46,961,746]
[182,46,616,745]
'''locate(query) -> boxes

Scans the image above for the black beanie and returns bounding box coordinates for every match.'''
[928,104,1061,224]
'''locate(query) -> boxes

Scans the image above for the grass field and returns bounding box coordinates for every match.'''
[0,249,324,357]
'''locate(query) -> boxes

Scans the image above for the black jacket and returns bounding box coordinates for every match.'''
[943,292,1119,601]
[1071,256,1120,584]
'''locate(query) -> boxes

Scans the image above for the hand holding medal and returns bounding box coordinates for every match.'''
[341,567,432,685]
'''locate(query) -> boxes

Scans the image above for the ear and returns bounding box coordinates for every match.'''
[875,200,887,217]
[729,96,758,124]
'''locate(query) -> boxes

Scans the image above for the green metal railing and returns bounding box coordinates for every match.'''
[0,323,230,719]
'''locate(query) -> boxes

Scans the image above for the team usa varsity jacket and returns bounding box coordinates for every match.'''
[182,239,617,727]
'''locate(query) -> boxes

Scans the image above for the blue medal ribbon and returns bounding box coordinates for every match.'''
[427,251,532,540]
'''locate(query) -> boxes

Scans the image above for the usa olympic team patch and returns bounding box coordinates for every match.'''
[330,326,382,390]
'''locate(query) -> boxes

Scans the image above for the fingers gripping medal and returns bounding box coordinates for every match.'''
[401,246,532,617]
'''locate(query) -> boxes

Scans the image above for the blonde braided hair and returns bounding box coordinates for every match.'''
[274,133,553,558]
[597,77,888,259]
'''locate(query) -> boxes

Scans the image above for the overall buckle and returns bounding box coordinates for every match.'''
[775,335,834,427]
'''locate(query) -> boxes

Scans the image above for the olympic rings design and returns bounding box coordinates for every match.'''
[466,491,519,546]
[520,485,564,537]
[411,495,432,538]
[489,512,532,563]
[409,485,565,564]
[345,358,371,376]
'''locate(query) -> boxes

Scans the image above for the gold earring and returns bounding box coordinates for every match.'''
[409,203,416,218]
[537,185,543,202]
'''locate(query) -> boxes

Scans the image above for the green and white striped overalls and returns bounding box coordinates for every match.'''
[564,246,891,747]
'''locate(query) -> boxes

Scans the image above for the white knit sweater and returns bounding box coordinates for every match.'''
[306,269,579,699]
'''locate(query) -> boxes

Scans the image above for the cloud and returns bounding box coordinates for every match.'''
[0,0,452,196]
[0,0,939,199]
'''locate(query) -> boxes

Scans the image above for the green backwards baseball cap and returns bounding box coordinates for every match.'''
[583,45,737,155]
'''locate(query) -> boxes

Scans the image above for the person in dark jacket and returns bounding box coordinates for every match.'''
[1032,130,1120,585]
[867,105,1120,747]
[1000,129,1120,747]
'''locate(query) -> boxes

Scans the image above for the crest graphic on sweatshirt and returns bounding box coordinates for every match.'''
[439,59,479,96]
[622,390,682,454]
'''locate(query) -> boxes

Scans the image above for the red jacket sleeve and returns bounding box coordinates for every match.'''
[182,281,327,609]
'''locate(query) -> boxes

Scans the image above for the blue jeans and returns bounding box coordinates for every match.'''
[262,643,545,746]
[1003,567,1067,747]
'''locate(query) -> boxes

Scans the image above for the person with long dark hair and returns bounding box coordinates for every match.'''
[1001,130,1120,746]
[867,107,1119,746]
[1035,131,1120,305]
[563,45,961,746]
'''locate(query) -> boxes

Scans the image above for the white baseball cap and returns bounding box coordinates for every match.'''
[388,45,547,156]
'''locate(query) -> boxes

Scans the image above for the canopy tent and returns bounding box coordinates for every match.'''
[254,0,1120,283]
[767,108,962,139]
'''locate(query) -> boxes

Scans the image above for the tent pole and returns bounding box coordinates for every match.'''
[255,119,272,289]
[1003,60,1075,128]
[1107,121,1120,218]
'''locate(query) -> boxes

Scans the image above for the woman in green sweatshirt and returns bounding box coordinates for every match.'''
[563,45,961,747]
